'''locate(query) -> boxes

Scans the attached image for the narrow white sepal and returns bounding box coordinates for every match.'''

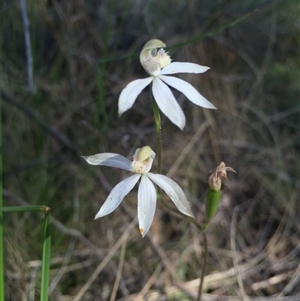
[118,77,153,115]
[138,175,157,237]
[82,153,132,171]
[152,77,186,130]
[94,174,141,219]
[160,75,216,109]
[160,62,210,75]
[148,173,194,218]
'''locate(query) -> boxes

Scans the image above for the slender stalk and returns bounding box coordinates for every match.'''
[197,231,208,301]
[152,99,162,174]
[0,89,4,301]
[1,205,49,213]
[40,207,51,301]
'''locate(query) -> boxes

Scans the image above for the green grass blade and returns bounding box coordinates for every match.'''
[0,199,3,301]
[1,205,49,213]
[0,92,4,301]
[40,208,51,301]
[0,201,3,301]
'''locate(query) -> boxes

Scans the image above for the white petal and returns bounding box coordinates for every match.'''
[138,175,157,237]
[152,77,186,130]
[147,173,194,218]
[118,77,153,115]
[160,75,216,109]
[95,174,141,219]
[82,153,132,171]
[160,62,210,75]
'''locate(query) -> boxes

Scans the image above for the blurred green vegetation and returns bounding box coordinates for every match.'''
[1,0,299,300]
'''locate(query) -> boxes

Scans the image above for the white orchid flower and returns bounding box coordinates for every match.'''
[119,39,216,130]
[82,146,194,237]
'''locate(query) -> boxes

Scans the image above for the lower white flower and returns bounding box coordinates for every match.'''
[82,146,194,237]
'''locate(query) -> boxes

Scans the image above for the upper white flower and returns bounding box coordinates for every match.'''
[119,39,216,130]
[82,146,194,237]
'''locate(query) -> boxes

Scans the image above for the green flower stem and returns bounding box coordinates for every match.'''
[197,232,208,301]
[152,99,162,174]
[40,207,51,301]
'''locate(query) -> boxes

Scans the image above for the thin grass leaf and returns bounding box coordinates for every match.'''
[0,208,3,301]
[0,96,4,301]
[1,205,49,213]
[40,208,51,301]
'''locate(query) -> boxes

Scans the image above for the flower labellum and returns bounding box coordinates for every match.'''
[139,39,171,76]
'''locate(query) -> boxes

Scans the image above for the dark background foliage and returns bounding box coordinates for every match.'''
[1,0,299,300]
